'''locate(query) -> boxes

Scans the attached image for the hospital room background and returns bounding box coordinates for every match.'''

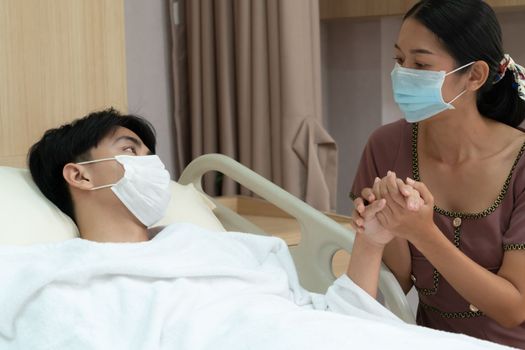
[2,0,525,212]
[1,0,525,322]
[128,0,525,214]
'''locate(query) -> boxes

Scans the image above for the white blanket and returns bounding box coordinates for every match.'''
[0,223,511,349]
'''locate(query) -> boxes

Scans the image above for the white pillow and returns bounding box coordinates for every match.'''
[0,167,224,245]
[0,167,79,244]
[154,181,225,232]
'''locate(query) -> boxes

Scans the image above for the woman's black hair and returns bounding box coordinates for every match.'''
[405,0,525,127]
[28,108,157,221]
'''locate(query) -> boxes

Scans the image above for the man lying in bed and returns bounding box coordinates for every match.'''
[0,109,508,349]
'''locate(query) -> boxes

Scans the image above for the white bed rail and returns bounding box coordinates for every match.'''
[178,154,416,324]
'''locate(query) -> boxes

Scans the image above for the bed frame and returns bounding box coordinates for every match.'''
[178,154,416,324]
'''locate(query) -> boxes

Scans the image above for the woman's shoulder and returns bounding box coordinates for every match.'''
[499,125,525,196]
[366,119,412,152]
[512,136,525,196]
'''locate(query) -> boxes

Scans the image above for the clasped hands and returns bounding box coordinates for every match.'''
[351,171,435,246]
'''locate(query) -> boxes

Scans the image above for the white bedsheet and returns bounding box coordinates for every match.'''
[0,223,512,349]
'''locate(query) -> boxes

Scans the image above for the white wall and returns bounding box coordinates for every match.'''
[124,0,177,177]
[380,17,403,125]
[499,11,525,64]
[322,10,525,215]
[322,18,383,214]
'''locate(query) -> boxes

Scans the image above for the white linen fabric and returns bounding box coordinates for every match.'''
[0,224,511,349]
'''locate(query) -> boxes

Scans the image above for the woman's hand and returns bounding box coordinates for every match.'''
[364,174,423,211]
[375,175,435,243]
[374,171,423,211]
[351,172,424,245]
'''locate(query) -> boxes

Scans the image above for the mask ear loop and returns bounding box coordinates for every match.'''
[445,61,476,76]
[77,157,116,165]
[76,157,118,190]
[444,61,476,105]
[90,183,116,191]
[447,89,468,105]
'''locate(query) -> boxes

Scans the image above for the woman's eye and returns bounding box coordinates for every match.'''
[415,62,429,69]
[393,57,404,65]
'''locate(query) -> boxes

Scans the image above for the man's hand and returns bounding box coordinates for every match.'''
[351,195,393,246]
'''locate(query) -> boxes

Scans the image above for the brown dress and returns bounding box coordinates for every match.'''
[350,119,525,348]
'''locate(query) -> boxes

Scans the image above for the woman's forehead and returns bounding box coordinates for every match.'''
[396,18,446,55]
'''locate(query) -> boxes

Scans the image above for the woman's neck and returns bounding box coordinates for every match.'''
[418,109,503,165]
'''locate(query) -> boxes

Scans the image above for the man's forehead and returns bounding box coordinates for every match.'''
[105,126,153,155]
[93,126,146,152]
[108,126,140,140]
[108,126,142,142]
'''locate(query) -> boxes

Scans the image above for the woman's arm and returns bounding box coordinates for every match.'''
[378,177,525,328]
[411,223,525,328]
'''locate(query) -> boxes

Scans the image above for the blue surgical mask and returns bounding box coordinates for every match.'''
[391,62,475,123]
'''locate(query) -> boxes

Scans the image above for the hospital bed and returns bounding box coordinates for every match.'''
[0,153,415,324]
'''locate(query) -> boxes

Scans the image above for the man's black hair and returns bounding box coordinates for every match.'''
[28,108,157,221]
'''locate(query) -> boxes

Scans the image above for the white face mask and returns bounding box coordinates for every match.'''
[77,155,171,227]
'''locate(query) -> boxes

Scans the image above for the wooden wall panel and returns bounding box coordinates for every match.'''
[320,0,417,19]
[0,0,128,168]
[320,0,525,19]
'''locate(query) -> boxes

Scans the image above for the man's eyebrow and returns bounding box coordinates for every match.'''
[113,135,154,155]
[394,43,435,55]
[113,135,143,147]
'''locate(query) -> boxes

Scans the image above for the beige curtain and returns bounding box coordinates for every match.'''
[169,0,337,211]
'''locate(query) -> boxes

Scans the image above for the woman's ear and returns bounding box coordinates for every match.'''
[467,61,490,92]
[63,163,93,190]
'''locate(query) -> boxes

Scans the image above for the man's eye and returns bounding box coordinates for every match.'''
[123,146,136,154]
[415,62,430,68]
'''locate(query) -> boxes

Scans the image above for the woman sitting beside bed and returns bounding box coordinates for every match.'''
[349,0,525,348]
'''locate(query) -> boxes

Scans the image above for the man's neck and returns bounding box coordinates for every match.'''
[79,223,149,243]
[75,203,149,243]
